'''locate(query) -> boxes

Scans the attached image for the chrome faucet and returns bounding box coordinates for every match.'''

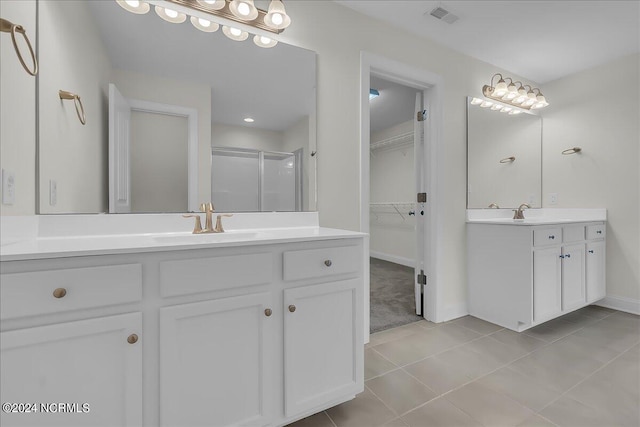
[488,203,500,209]
[513,203,531,220]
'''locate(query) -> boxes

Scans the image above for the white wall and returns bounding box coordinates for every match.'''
[280,1,536,318]
[211,122,285,153]
[38,0,111,213]
[542,53,640,307]
[0,0,36,215]
[370,120,415,265]
[112,68,212,206]
[130,112,188,213]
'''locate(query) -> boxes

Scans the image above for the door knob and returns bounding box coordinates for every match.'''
[324,260,332,267]
[264,308,272,317]
[288,304,296,313]
[127,334,139,344]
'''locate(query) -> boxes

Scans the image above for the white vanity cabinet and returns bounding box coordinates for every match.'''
[1,234,365,427]
[468,221,606,331]
[0,262,144,427]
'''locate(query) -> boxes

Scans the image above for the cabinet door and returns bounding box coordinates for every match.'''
[159,293,275,427]
[0,313,142,427]
[284,279,362,417]
[533,247,562,323]
[562,243,586,311]
[586,241,606,302]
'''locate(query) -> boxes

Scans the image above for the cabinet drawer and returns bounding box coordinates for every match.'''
[0,264,142,320]
[160,253,272,297]
[563,225,585,243]
[586,224,606,240]
[283,245,360,282]
[533,228,561,246]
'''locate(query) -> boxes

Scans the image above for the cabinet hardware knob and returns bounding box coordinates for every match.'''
[288,304,296,313]
[127,334,138,344]
[264,308,272,317]
[588,250,594,254]
[548,235,555,239]
[324,260,332,267]
[559,255,564,259]
[52,288,67,298]
[596,230,602,234]
[565,254,571,258]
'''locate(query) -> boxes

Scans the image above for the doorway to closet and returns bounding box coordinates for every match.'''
[369,75,424,333]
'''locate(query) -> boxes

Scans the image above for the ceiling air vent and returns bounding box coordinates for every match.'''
[429,6,459,24]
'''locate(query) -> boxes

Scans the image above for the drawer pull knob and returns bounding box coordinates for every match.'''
[288,304,296,313]
[596,230,602,234]
[589,250,594,254]
[565,254,571,258]
[52,288,67,298]
[324,260,332,267]
[264,308,272,317]
[127,334,138,344]
[559,255,564,259]
[548,235,555,240]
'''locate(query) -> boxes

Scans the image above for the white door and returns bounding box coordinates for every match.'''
[0,313,142,427]
[159,293,275,427]
[414,91,426,316]
[533,246,562,323]
[586,241,606,302]
[108,83,132,213]
[562,243,586,311]
[283,279,362,416]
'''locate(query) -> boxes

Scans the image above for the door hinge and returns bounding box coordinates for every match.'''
[417,270,427,285]
[417,192,427,203]
[417,110,427,122]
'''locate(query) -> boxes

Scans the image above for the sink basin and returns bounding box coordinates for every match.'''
[473,218,573,224]
[152,231,261,245]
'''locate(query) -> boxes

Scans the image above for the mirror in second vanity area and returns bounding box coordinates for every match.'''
[466,97,542,209]
[36,0,316,214]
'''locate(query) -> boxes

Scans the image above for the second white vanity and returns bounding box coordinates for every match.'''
[467,209,606,332]
[0,213,365,427]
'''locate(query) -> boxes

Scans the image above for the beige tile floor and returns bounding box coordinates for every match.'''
[287,306,640,427]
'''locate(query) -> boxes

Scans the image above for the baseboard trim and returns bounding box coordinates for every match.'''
[595,295,640,315]
[440,302,468,323]
[370,251,415,268]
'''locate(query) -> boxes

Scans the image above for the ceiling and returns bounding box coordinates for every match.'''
[87,1,316,132]
[337,1,640,83]
[370,75,418,134]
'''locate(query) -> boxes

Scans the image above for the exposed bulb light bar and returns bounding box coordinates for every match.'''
[482,73,549,110]
[470,96,530,116]
[116,1,291,49]
[369,88,380,100]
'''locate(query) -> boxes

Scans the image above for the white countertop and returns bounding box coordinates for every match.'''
[466,208,607,226]
[0,213,365,262]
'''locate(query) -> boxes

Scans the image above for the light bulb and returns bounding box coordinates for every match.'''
[165,8,178,18]
[191,16,219,32]
[503,92,517,100]
[507,82,517,93]
[271,13,283,25]
[508,110,522,115]
[238,2,250,16]
[265,0,291,29]
[480,101,493,108]
[196,0,225,9]
[126,0,140,7]
[522,98,535,107]
[490,104,502,111]
[513,96,526,104]
[470,98,483,105]
[222,25,249,41]
[501,107,512,113]
[155,6,186,23]
[230,27,242,36]
[198,18,210,27]
[116,0,150,14]
[253,34,277,48]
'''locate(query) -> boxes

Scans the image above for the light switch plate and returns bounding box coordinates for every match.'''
[2,169,15,205]
[549,193,558,205]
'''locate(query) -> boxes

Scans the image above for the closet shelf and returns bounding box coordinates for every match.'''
[370,131,414,152]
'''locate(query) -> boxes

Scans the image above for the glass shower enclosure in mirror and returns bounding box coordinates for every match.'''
[36,0,316,214]
[466,97,542,209]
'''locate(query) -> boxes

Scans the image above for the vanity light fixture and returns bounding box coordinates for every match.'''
[483,73,549,110]
[369,88,380,100]
[116,0,290,48]
[470,97,527,116]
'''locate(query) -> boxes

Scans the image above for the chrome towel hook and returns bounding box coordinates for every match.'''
[0,18,38,76]
[59,90,86,125]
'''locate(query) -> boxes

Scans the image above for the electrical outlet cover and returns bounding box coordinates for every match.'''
[549,193,558,205]
[2,169,16,205]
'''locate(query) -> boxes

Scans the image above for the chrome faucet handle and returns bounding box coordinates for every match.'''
[183,214,203,234]
[214,214,233,233]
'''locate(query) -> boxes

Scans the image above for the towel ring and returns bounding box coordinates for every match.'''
[561,147,582,155]
[499,156,516,163]
[59,90,86,125]
[0,18,38,76]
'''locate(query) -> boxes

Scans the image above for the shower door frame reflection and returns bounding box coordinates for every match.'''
[211,147,302,212]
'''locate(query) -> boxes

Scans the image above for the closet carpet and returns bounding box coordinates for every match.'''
[370,257,422,333]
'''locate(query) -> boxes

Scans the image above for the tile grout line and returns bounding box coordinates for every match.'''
[361,383,406,422]
[536,339,640,417]
[322,410,338,427]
